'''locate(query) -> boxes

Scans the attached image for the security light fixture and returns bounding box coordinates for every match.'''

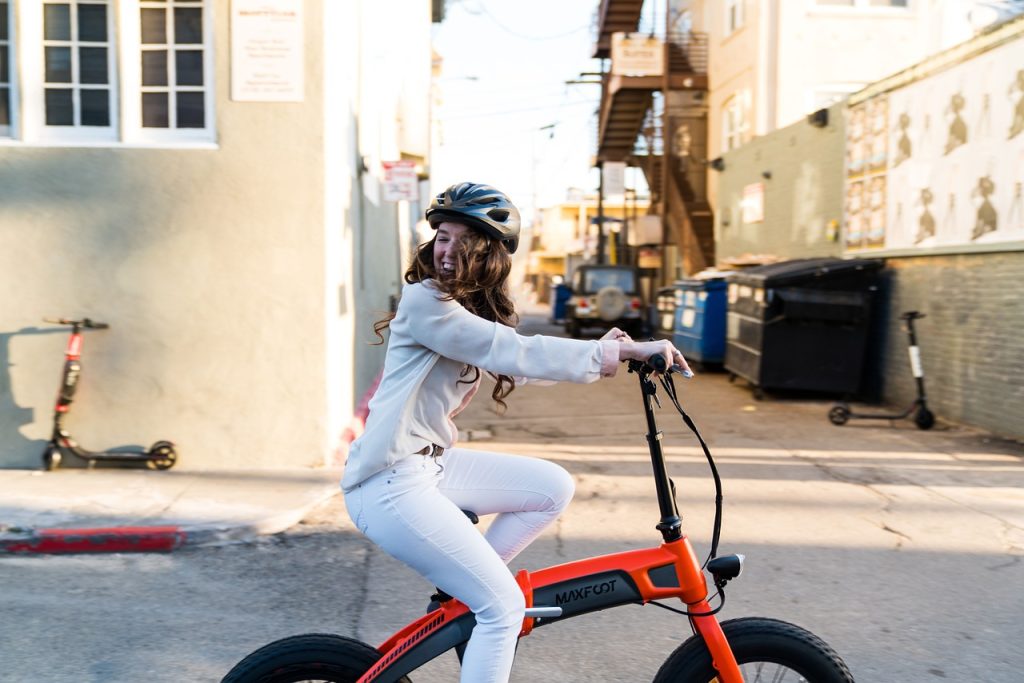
[808,108,829,128]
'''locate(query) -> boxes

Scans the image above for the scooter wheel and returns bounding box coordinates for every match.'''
[42,446,62,471]
[147,440,178,470]
[914,408,935,431]
[828,405,851,426]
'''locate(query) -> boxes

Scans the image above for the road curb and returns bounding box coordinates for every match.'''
[0,485,341,556]
[0,526,187,554]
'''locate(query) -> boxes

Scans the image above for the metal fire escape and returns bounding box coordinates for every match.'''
[593,0,714,276]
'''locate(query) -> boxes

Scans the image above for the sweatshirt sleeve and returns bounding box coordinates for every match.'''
[399,282,619,383]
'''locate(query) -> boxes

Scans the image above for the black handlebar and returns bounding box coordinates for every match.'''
[43,317,110,329]
[646,354,692,377]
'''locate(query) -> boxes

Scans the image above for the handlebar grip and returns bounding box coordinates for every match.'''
[84,319,109,329]
[647,354,668,373]
[645,354,693,378]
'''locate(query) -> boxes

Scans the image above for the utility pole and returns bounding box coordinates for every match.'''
[660,0,671,286]
[596,160,606,265]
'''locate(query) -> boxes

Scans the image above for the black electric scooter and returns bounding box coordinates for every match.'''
[828,310,935,430]
[41,317,178,471]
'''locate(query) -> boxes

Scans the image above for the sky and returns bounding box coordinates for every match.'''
[430,0,611,223]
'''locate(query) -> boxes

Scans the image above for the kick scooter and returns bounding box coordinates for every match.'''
[222,355,853,682]
[41,317,178,471]
[828,310,935,430]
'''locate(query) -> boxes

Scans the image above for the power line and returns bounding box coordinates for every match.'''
[440,98,595,120]
[462,0,590,41]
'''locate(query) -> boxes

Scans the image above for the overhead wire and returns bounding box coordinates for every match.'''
[459,0,590,41]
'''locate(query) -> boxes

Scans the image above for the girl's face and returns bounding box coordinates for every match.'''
[433,221,470,278]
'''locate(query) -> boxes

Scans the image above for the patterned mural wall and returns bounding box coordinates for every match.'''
[845,36,1024,252]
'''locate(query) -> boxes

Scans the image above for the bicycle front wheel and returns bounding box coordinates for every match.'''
[220,633,412,683]
[654,617,854,682]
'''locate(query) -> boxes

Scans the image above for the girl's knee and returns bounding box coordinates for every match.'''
[546,463,575,512]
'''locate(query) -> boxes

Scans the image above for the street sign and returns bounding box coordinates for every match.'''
[382,160,419,202]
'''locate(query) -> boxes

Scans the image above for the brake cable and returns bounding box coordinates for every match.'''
[658,371,723,569]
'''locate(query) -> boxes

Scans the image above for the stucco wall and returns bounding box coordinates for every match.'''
[0,3,336,469]
[715,101,845,262]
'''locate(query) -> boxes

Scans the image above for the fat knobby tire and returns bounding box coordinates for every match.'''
[220,633,412,683]
[653,617,855,683]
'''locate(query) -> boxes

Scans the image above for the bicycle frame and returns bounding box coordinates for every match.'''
[355,362,742,683]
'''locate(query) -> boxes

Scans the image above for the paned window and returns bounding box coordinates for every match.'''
[725,0,745,36]
[139,0,206,129]
[42,1,114,128]
[1,1,11,135]
[722,90,750,152]
[3,0,213,145]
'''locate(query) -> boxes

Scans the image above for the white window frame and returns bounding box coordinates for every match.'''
[722,90,750,152]
[19,0,119,143]
[6,0,215,147]
[1,0,14,137]
[725,0,745,37]
[121,0,215,144]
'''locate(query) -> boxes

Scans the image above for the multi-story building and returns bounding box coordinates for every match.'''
[0,1,438,469]
[591,0,1014,278]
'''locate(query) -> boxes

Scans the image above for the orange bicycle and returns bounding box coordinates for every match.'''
[222,356,853,682]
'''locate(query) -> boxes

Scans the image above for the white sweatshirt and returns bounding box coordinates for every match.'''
[341,280,620,490]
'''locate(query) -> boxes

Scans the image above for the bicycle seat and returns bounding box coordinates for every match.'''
[900,311,925,320]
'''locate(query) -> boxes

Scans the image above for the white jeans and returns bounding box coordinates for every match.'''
[344,447,575,683]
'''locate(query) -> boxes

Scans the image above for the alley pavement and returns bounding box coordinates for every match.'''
[2,302,1021,555]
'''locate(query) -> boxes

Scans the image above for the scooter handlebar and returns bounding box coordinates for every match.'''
[42,317,110,329]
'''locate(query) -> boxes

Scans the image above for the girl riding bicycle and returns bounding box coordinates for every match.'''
[341,182,689,683]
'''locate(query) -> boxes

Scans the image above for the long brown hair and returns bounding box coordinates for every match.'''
[373,226,519,411]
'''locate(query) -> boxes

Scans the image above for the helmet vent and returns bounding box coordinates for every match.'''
[488,209,510,222]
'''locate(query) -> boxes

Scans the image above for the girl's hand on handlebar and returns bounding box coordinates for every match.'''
[600,327,633,343]
[617,339,692,376]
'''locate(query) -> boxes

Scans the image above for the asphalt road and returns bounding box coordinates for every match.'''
[2,309,1022,682]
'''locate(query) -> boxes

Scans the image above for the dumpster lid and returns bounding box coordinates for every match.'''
[726,258,882,287]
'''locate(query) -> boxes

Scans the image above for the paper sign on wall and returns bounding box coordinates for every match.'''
[382,161,419,202]
[231,0,304,102]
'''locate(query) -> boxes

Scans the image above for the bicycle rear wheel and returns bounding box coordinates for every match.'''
[653,617,854,682]
[220,633,412,683]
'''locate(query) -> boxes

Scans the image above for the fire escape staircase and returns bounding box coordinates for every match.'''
[592,0,713,273]
[630,153,715,274]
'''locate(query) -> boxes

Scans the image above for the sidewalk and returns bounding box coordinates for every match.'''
[0,467,342,554]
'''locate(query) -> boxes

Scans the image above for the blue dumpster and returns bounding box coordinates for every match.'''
[673,277,728,364]
[551,283,572,323]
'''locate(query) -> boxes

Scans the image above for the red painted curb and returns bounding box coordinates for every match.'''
[1,526,186,554]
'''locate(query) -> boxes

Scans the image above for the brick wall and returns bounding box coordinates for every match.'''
[876,252,1024,440]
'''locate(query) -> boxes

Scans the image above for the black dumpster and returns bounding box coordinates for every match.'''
[724,258,883,396]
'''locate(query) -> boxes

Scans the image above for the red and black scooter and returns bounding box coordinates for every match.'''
[41,317,178,471]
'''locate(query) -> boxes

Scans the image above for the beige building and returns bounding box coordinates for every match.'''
[682,0,1011,220]
[526,190,652,301]
[0,1,437,470]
